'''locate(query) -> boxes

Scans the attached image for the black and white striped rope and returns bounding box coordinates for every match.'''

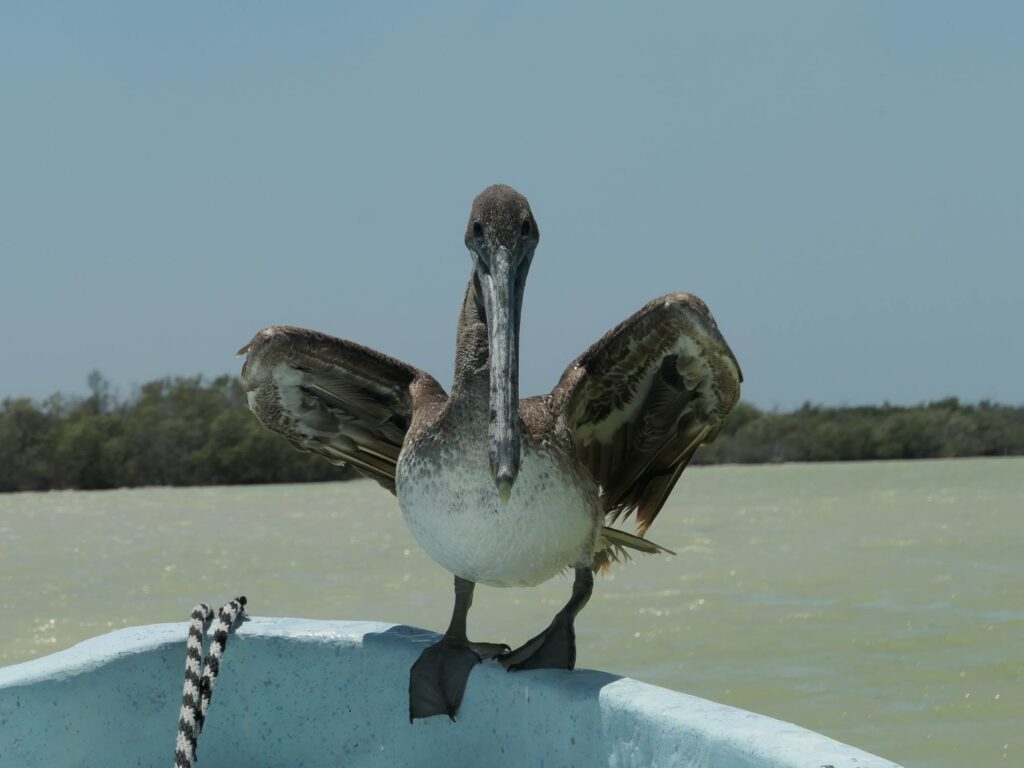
[174,596,247,768]
[174,604,213,768]
[197,597,247,731]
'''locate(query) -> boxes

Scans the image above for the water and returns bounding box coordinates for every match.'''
[1,458,1021,767]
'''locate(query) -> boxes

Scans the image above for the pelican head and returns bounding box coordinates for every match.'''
[464,184,540,504]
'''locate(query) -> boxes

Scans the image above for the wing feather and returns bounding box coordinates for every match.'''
[553,294,741,534]
[238,326,447,493]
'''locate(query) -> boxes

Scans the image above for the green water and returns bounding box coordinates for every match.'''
[1,458,1021,767]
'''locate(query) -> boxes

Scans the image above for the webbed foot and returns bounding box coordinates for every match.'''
[409,635,509,721]
[500,610,576,672]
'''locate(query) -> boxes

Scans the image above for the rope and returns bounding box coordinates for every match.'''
[198,597,247,730]
[173,596,247,768]
[175,604,213,768]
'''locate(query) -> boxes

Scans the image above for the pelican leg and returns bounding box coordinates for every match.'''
[409,576,509,721]
[501,565,594,672]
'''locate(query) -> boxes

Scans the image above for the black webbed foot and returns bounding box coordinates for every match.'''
[500,609,576,672]
[500,566,593,673]
[409,635,509,721]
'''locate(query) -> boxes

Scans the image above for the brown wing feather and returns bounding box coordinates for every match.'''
[238,326,447,493]
[553,294,741,535]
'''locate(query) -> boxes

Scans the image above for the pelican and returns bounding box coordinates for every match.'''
[238,184,741,720]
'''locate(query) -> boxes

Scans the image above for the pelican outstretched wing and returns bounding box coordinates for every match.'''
[238,326,447,493]
[552,294,742,534]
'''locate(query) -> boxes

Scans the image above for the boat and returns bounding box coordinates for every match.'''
[0,617,903,767]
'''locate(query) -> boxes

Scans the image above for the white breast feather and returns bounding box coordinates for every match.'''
[396,438,599,588]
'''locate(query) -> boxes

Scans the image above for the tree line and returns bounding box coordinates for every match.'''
[691,398,1024,464]
[0,372,355,492]
[1,373,1022,492]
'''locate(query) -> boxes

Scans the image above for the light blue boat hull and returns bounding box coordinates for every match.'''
[0,618,902,767]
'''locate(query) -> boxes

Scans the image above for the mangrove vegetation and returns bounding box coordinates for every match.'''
[1,372,1022,492]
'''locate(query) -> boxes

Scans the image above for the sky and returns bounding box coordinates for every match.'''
[2,2,1022,410]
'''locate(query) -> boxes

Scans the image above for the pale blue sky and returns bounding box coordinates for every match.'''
[3,2,1021,409]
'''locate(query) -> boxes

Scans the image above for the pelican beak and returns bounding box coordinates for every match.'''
[478,244,526,504]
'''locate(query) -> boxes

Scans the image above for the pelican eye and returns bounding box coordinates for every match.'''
[521,219,532,236]
[472,221,484,237]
